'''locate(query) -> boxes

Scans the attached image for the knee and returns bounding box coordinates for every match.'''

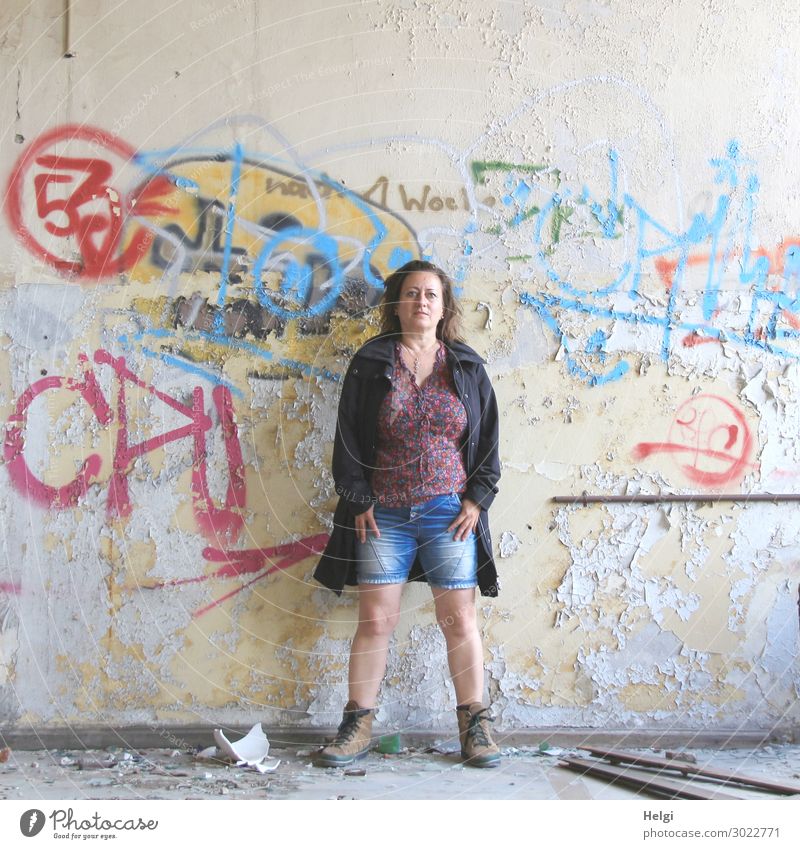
[438,605,477,639]
[357,608,400,639]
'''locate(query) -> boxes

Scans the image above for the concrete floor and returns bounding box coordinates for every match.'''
[1,741,799,800]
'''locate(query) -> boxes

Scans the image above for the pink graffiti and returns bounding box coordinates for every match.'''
[192,385,246,540]
[4,363,111,509]
[148,534,329,618]
[0,582,22,595]
[4,350,246,542]
[632,394,754,488]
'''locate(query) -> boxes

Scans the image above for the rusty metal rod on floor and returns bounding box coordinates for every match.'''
[577,746,800,795]
[552,493,800,504]
[558,757,744,801]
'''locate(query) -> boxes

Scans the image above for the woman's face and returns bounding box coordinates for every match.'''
[395,271,444,335]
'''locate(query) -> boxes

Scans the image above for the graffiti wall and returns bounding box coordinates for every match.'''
[0,0,798,734]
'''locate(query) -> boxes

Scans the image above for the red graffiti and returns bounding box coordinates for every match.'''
[655,238,800,291]
[681,331,719,348]
[4,351,246,542]
[0,582,22,595]
[146,534,329,618]
[5,124,174,278]
[632,394,754,488]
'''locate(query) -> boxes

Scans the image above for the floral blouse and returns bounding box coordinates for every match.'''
[370,342,468,506]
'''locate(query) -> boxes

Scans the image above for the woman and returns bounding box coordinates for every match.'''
[313,259,501,768]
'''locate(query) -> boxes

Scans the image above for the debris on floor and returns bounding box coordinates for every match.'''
[78,754,116,770]
[0,741,798,800]
[665,750,698,763]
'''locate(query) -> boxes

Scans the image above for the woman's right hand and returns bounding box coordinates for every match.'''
[354,505,380,543]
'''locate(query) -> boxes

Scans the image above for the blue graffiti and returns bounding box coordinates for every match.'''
[252,227,344,321]
[213,141,244,335]
[508,141,800,385]
[389,246,414,269]
[123,328,342,383]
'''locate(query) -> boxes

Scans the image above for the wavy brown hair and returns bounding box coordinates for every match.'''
[378,260,463,342]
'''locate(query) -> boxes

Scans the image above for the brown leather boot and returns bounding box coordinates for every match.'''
[457,702,501,768]
[314,700,375,767]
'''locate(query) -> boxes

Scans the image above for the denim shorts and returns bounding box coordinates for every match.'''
[355,493,478,589]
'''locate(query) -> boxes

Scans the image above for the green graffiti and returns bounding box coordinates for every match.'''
[550,203,574,245]
[470,159,557,186]
[470,159,623,246]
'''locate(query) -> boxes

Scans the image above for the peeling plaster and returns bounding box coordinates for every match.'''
[1,0,799,734]
[499,531,521,558]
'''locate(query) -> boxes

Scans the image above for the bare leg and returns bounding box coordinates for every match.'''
[432,586,484,705]
[348,583,404,708]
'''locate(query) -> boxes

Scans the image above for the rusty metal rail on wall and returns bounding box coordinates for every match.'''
[552,493,800,505]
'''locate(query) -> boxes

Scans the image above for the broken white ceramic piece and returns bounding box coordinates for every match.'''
[214,723,280,771]
[195,746,218,760]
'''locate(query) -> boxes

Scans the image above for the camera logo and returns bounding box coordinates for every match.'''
[20,809,46,837]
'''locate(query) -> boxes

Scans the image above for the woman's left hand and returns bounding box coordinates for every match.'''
[447,496,480,541]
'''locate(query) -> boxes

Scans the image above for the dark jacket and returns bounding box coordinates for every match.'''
[313,333,501,597]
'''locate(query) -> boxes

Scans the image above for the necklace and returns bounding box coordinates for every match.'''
[399,340,439,376]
